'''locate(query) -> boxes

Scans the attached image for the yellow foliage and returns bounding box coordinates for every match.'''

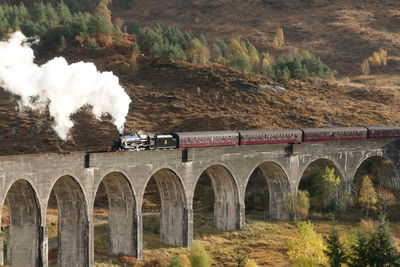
[287,221,328,267]
[273,28,285,47]
[358,175,377,216]
[95,0,112,25]
[283,190,310,221]
[261,52,273,68]
[186,38,211,64]
[244,259,259,267]
[367,48,388,67]
[248,45,260,66]
[225,38,248,59]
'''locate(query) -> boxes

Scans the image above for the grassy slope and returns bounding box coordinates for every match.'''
[90,212,400,267]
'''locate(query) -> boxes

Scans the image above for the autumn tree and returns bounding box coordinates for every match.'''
[358,175,377,217]
[273,27,285,47]
[317,167,341,210]
[283,190,310,222]
[287,221,328,267]
[95,0,112,26]
[186,38,210,64]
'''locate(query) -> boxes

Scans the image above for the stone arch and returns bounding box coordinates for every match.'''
[298,157,345,187]
[194,164,241,231]
[93,171,137,257]
[143,168,188,246]
[352,155,398,189]
[298,158,345,211]
[48,175,89,267]
[1,179,41,267]
[245,161,290,220]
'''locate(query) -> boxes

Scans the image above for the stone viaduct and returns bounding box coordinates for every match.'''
[0,138,399,266]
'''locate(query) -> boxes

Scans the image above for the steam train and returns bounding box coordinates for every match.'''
[109,126,400,151]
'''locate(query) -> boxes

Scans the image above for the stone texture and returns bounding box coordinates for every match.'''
[0,139,398,266]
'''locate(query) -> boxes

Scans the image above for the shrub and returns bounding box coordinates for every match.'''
[88,38,99,52]
[244,259,259,267]
[168,255,184,267]
[283,190,310,221]
[287,221,328,267]
[190,241,211,267]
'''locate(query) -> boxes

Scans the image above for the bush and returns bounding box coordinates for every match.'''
[283,190,310,221]
[190,241,211,267]
[168,255,184,267]
[244,259,259,267]
[287,221,328,267]
[88,38,99,52]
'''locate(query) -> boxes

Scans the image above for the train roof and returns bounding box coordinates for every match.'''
[366,126,400,131]
[302,127,367,133]
[238,129,302,135]
[174,131,239,137]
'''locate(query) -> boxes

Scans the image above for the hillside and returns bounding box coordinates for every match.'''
[0,0,399,156]
[0,49,399,155]
[113,0,400,76]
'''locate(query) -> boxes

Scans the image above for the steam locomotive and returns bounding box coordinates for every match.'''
[110,126,400,151]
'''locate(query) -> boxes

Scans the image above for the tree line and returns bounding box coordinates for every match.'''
[0,1,333,81]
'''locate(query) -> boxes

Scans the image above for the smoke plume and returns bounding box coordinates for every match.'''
[0,31,131,139]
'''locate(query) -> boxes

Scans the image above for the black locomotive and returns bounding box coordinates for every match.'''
[110,126,400,151]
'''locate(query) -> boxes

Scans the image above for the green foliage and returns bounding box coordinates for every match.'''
[150,40,187,60]
[324,227,347,267]
[88,38,99,52]
[347,231,370,267]
[367,217,400,266]
[245,191,269,212]
[190,241,211,267]
[287,221,328,266]
[0,2,117,54]
[168,255,184,267]
[317,167,341,210]
[125,21,141,35]
[272,51,331,79]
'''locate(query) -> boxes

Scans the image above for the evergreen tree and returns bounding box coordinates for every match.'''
[57,1,71,24]
[125,21,140,35]
[367,217,400,267]
[348,231,370,267]
[324,227,347,267]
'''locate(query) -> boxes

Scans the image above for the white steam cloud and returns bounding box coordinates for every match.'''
[0,31,131,139]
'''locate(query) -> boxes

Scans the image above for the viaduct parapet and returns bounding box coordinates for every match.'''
[0,139,399,266]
